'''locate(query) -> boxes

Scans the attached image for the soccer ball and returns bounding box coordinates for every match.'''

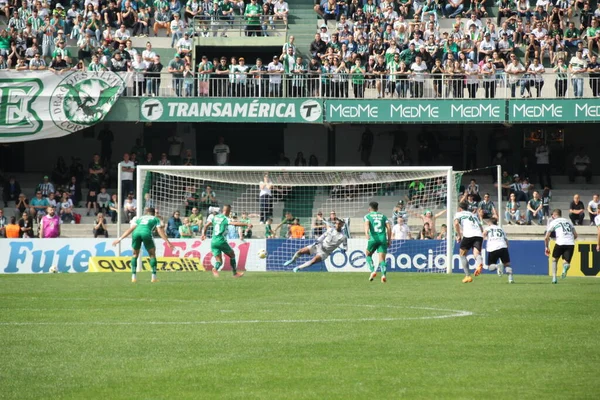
[257,249,268,259]
[49,265,58,273]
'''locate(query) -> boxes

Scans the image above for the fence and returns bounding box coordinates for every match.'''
[127,72,600,99]
[191,15,287,38]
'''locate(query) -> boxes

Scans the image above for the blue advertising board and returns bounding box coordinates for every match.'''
[266,239,548,275]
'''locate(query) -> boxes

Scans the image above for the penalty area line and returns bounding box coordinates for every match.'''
[0,309,473,326]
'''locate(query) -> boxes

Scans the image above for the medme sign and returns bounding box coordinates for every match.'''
[508,99,600,122]
[325,100,505,123]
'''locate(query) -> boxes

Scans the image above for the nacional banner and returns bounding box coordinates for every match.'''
[325,99,505,123]
[139,98,324,123]
[0,238,266,273]
[508,99,600,123]
[0,71,127,143]
[267,239,548,275]
[548,241,600,277]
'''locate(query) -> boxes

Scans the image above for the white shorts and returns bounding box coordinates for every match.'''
[308,244,329,260]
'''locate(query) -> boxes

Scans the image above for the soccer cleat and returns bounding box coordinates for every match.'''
[381,276,386,283]
[131,276,137,283]
[233,272,244,278]
[561,264,570,279]
[462,275,473,283]
[498,265,504,277]
[293,267,299,273]
[151,278,159,283]
[474,264,483,276]
[369,272,377,281]
[212,268,220,277]
[552,278,558,284]
[283,259,294,267]
[508,278,514,284]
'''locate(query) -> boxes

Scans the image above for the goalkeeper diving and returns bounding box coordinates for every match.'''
[284,218,348,272]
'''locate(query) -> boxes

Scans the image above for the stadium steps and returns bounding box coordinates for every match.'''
[281,185,317,234]
[286,0,319,57]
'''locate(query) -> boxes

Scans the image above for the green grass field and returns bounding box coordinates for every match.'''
[1,271,599,400]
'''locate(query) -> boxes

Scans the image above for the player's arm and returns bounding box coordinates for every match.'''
[363,219,370,240]
[386,220,392,246]
[573,226,578,240]
[482,228,488,240]
[596,225,600,251]
[544,229,552,256]
[201,220,212,240]
[340,236,348,252]
[155,225,175,250]
[453,219,462,242]
[229,221,249,227]
[112,224,136,246]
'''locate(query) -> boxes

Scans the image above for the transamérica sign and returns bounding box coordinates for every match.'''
[0,71,125,143]
[140,98,323,123]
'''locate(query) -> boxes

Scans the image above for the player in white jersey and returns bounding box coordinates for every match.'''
[544,209,577,284]
[284,219,348,272]
[595,214,600,252]
[454,202,484,283]
[483,217,514,283]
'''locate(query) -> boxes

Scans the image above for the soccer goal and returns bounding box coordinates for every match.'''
[131,166,461,274]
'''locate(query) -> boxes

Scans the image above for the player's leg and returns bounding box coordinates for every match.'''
[551,245,562,284]
[487,249,499,272]
[473,238,484,276]
[222,241,242,277]
[377,243,388,283]
[284,246,310,267]
[561,245,574,279]
[143,236,158,282]
[366,240,378,281]
[499,249,512,282]
[130,232,142,283]
[458,238,472,282]
[294,254,323,272]
[148,247,158,282]
[211,244,223,277]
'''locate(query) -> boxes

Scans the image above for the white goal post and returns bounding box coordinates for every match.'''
[128,165,458,274]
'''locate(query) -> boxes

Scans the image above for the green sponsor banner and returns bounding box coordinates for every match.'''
[140,98,323,123]
[0,71,126,143]
[325,99,505,123]
[508,99,600,123]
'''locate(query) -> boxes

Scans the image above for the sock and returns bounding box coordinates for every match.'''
[552,259,557,280]
[297,260,312,270]
[150,257,157,275]
[475,254,483,267]
[230,258,237,274]
[379,261,387,277]
[460,255,469,276]
[488,263,497,272]
[131,256,137,277]
[214,261,222,272]
[366,255,374,273]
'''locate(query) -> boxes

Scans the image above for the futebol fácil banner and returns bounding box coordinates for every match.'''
[0,71,126,143]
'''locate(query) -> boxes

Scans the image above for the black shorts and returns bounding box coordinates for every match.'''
[552,244,574,263]
[487,248,510,265]
[460,236,483,252]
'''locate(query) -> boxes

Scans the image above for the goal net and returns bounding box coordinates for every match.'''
[134,166,462,274]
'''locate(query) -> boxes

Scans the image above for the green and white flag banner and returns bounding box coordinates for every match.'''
[0,71,127,143]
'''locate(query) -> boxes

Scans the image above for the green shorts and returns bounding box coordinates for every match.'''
[211,238,233,257]
[132,231,155,251]
[367,239,388,254]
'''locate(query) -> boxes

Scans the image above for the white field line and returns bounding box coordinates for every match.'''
[0,304,473,326]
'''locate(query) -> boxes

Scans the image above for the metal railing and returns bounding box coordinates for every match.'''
[124,73,600,99]
[191,15,287,38]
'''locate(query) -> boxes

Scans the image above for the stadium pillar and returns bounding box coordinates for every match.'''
[327,125,335,166]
